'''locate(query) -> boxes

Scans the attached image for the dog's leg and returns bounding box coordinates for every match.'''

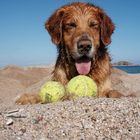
[53,66,69,85]
[97,78,123,98]
[15,93,41,105]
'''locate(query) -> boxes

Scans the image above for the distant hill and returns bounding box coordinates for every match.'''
[113,61,139,66]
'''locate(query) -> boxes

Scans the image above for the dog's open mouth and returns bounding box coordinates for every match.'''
[75,56,91,75]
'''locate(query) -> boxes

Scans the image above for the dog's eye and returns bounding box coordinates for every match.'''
[67,23,76,27]
[65,23,77,29]
[89,22,98,28]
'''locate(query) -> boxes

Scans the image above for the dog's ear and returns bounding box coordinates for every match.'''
[45,9,65,45]
[100,11,115,46]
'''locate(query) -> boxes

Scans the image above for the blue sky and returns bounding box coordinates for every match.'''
[0,0,140,67]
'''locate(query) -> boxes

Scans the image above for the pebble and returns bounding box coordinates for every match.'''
[6,118,13,125]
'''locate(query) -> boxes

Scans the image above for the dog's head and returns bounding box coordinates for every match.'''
[45,2,115,75]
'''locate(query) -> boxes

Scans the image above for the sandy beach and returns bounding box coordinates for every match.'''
[0,65,140,139]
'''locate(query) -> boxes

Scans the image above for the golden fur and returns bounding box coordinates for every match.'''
[16,2,122,105]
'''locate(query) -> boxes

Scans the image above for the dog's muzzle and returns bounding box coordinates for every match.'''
[75,36,93,75]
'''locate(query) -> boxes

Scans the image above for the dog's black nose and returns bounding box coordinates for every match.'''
[77,40,92,55]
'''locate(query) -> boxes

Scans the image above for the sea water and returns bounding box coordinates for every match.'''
[114,66,140,74]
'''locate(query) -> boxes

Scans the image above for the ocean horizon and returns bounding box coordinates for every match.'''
[114,66,140,74]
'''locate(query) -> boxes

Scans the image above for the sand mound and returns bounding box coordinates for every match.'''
[0,65,53,87]
[111,68,140,96]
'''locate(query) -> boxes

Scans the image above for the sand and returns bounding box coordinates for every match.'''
[0,65,140,140]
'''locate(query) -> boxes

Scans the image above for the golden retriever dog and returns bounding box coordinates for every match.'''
[16,2,122,105]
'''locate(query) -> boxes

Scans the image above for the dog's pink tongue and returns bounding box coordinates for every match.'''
[75,61,91,75]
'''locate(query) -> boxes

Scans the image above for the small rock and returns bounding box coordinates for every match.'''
[20,128,26,133]
[6,118,13,125]
[7,109,19,114]
[40,137,46,140]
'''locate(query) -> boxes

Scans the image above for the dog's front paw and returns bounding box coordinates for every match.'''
[107,90,123,98]
[15,94,41,105]
[98,90,123,98]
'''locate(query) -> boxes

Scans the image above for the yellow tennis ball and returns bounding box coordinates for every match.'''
[66,75,97,98]
[39,81,65,103]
